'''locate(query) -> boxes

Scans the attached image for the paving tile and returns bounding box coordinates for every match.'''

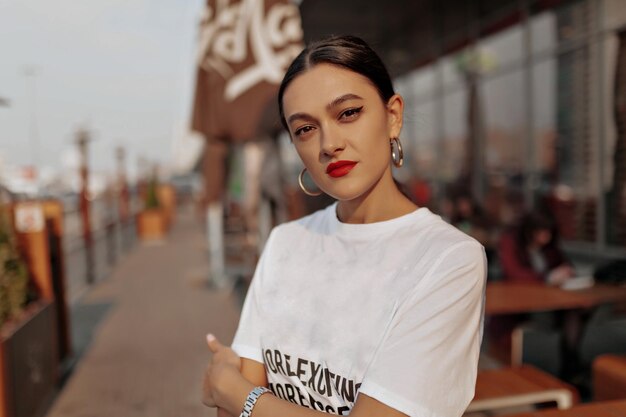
[46,207,241,417]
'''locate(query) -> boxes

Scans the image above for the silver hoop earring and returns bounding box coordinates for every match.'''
[298,168,322,196]
[390,137,404,168]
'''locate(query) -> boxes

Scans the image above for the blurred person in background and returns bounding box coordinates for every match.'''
[493,210,584,380]
[498,210,575,286]
[202,35,487,417]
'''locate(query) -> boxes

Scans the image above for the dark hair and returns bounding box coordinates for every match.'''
[517,210,559,249]
[278,35,395,130]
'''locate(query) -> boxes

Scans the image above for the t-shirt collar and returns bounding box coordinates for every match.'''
[327,201,431,238]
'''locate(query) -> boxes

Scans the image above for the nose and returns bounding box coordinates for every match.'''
[319,128,345,159]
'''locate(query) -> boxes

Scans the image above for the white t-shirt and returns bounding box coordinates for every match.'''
[232,202,486,417]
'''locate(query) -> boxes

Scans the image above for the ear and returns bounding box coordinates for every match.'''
[386,94,404,139]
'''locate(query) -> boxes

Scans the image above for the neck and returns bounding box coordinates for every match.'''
[336,168,418,224]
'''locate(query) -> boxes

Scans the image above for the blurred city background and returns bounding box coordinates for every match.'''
[0,0,625,416]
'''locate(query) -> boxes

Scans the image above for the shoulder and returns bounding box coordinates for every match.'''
[413,212,486,284]
[418,210,484,257]
[255,205,334,277]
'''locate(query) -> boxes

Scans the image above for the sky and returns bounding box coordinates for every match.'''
[0,0,557,185]
[0,0,205,178]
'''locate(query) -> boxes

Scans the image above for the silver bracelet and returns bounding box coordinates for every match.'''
[239,386,271,417]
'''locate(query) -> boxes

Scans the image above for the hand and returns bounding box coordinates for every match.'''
[547,265,575,286]
[202,334,242,408]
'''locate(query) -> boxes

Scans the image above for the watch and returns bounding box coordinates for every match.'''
[239,386,272,417]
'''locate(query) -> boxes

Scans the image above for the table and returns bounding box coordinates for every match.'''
[484,283,626,366]
[485,283,626,316]
[468,365,579,413]
[505,399,626,416]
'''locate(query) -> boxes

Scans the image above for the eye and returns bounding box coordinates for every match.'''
[339,106,363,121]
[294,125,315,138]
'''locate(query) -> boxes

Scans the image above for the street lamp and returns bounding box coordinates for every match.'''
[0,96,9,191]
[75,127,95,284]
[22,66,41,184]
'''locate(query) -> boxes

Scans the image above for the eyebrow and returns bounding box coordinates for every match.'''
[326,93,364,110]
[286,93,364,125]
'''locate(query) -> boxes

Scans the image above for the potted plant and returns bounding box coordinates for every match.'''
[0,203,58,417]
[0,206,29,326]
[157,183,176,228]
[136,175,167,242]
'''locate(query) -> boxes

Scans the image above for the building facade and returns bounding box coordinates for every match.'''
[386,0,626,259]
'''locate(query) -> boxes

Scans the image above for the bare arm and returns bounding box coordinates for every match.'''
[217,371,407,417]
[206,338,408,417]
[218,358,269,417]
[253,392,408,417]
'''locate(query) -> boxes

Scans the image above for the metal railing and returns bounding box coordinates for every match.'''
[60,196,138,303]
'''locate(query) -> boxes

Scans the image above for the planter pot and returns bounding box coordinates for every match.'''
[42,199,72,362]
[136,209,167,242]
[0,300,58,417]
[157,185,176,229]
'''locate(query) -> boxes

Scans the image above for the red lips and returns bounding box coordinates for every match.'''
[326,160,357,178]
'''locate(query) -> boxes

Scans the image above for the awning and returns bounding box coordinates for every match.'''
[191,0,304,202]
[191,0,304,143]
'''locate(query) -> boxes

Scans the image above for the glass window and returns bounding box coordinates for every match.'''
[395,66,436,100]
[602,0,626,31]
[479,25,523,69]
[482,69,526,224]
[532,58,557,182]
[440,54,463,89]
[533,44,598,244]
[531,12,557,55]
[411,100,438,181]
[554,0,592,45]
[398,97,439,208]
[603,32,626,247]
[441,89,468,184]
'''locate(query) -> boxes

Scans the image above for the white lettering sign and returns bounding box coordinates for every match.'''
[198,0,303,101]
[14,202,45,233]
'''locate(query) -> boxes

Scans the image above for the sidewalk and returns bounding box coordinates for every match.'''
[46,206,243,417]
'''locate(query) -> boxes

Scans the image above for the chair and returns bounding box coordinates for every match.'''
[511,325,562,376]
[467,365,579,414]
[503,399,626,417]
[593,354,626,401]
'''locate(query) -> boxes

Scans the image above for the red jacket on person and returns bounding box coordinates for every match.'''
[498,229,569,284]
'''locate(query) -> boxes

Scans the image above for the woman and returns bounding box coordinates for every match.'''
[203,35,486,417]
[493,211,578,374]
[498,210,574,285]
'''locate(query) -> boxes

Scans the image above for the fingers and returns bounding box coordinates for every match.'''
[206,333,223,353]
[202,363,216,407]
